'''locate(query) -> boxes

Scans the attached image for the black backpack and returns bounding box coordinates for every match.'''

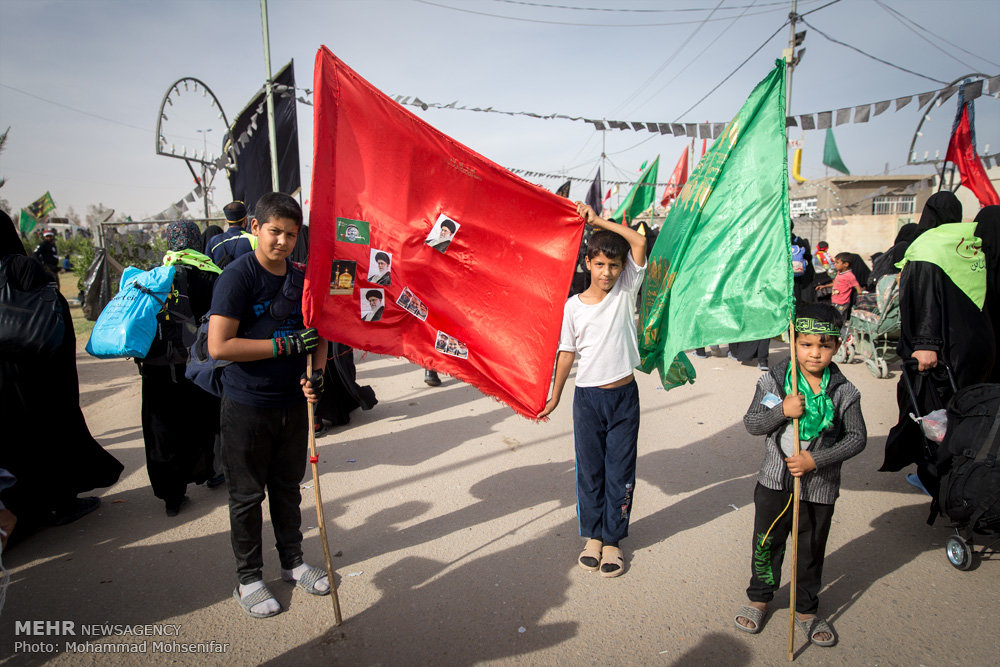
[142,266,197,367]
[932,383,1000,538]
[184,260,304,397]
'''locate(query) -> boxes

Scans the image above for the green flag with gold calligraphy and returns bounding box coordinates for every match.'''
[638,60,793,389]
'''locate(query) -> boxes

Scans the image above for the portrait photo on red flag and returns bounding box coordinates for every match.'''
[304,46,584,418]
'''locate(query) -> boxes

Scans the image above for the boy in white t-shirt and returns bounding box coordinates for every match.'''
[539,201,647,577]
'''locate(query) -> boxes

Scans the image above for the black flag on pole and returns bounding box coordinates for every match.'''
[226,60,302,214]
[585,168,602,213]
[554,180,571,198]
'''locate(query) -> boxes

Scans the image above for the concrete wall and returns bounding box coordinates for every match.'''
[823,214,907,261]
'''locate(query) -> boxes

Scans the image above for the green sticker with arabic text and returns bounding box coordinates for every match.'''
[336,217,370,244]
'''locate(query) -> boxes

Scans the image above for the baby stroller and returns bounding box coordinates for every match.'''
[928,381,1000,570]
[834,274,900,378]
[898,362,1000,569]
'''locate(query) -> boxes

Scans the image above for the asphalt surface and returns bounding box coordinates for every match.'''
[1,344,998,666]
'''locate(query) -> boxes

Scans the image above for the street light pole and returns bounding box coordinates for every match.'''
[196,128,213,218]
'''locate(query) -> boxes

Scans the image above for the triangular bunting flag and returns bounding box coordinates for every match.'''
[823,128,850,175]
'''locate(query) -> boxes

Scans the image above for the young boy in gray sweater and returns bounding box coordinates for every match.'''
[734,303,866,647]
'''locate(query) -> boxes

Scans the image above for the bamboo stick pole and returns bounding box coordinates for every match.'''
[306,356,343,625]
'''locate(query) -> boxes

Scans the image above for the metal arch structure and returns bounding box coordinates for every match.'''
[906,72,998,167]
[155,77,231,218]
[155,77,230,165]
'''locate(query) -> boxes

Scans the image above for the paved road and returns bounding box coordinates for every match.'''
[1,345,997,665]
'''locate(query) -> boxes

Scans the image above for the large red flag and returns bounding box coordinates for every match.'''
[305,47,583,418]
[659,147,689,207]
[945,103,1000,207]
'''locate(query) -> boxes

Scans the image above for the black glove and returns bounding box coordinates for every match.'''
[301,369,324,396]
[274,328,320,356]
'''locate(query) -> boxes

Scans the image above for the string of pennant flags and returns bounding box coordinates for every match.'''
[150,74,999,221]
[289,75,999,141]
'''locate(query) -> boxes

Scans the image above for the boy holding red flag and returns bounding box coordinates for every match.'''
[539,202,646,577]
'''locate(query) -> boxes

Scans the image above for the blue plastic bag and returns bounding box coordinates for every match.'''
[86,265,176,359]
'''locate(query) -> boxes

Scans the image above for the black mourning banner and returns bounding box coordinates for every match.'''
[227,60,302,214]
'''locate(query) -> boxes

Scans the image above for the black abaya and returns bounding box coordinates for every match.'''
[0,253,124,527]
[136,264,219,508]
[880,260,994,474]
[974,206,1000,383]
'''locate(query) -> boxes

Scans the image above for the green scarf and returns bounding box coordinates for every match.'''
[784,364,834,442]
[895,221,985,309]
[163,249,222,275]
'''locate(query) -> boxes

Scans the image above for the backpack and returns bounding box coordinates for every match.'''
[931,383,1000,538]
[791,242,808,277]
[212,231,257,269]
[141,266,198,367]
[86,265,176,359]
[184,260,304,397]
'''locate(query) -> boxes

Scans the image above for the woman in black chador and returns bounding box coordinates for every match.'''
[974,205,1000,383]
[136,221,222,516]
[0,211,123,536]
[880,192,995,490]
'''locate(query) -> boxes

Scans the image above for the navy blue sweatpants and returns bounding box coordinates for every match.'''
[573,379,640,545]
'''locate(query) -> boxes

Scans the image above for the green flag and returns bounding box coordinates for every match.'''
[822,128,849,175]
[25,191,56,219]
[638,60,793,390]
[610,156,659,224]
[19,209,39,235]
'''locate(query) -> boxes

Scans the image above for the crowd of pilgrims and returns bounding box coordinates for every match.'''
[1,195,999,551]
[0,206,375,549]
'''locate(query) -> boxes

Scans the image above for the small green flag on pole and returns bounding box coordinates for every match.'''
[610,156,659,224]
[638,60,793,390]
[19,210,39,236]
[822,128,850,175]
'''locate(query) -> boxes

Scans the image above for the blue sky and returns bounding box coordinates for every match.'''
[0,0,997,221]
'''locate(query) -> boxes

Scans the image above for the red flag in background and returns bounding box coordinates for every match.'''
[660,147,689,207]
[306,47,583,418]
[945,103,1000,207]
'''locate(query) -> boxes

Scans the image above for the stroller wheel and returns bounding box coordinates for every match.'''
[946,535,973,570]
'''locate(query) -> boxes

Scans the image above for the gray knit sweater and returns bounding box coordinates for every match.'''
[743,359,867,504]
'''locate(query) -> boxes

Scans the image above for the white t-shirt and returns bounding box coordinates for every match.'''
[558,253,646,387]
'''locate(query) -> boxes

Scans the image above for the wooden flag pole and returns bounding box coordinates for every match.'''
[786,315,801,661]
[306,357,343,625]
[785,0,801,660]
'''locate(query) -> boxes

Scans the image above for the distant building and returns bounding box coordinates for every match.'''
[789,174,936,261]
[789,166,1000,261]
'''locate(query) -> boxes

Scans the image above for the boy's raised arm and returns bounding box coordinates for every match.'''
[575,202,647,267]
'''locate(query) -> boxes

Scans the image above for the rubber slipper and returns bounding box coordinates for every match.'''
[734,605,766,634]
[599,545,625,578]
[578,539,602,571]
[233,585,281,619]
[283,566,330,596]
[795,616,837,647]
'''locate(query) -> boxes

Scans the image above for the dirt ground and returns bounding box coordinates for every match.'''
[1,337,998,666]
